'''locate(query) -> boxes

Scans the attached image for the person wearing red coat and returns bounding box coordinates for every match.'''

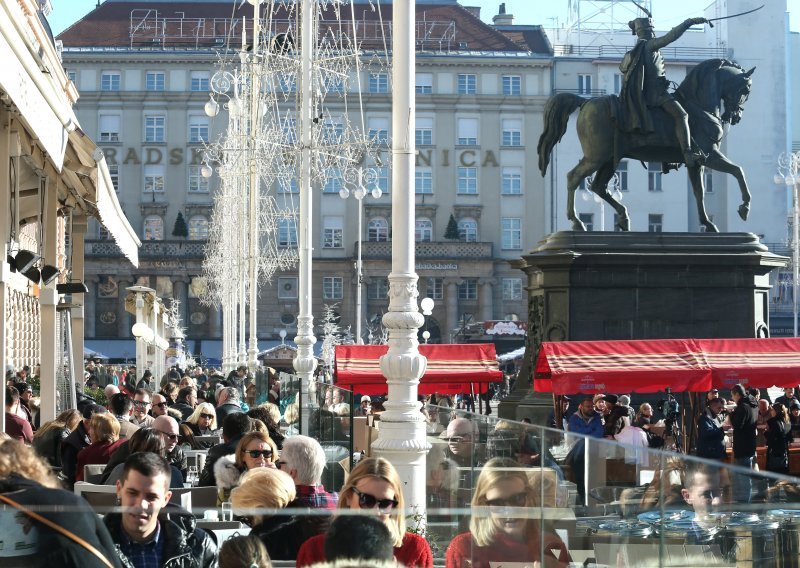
[75,413,124,482]
[296,457,433,568]
[445,457,570,568]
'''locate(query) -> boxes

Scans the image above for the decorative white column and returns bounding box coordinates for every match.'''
[372,0,429,514]
[294,0,318,420]
[0,121,11,430]
[70,215,87,395]
[39,176,58,423]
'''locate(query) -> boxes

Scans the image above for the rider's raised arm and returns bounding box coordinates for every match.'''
[648,17,707,51]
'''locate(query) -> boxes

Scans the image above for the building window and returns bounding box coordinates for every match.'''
[324,75,344,95]
[143,215,164,241]
[189,118,209,143]
[368,117,389,145]
[323,276,343,300]
[415,117,433,146]
[415,218,433,242]
[368,72,389,93]
[367,217,389,242]
[101,71,120,91]
[613,73,623,95]
[502,75,521,96]
[579,213,594,231]
[188,165,210,193]
[98,114,120,142]
[415,73,433,94]
[372,166,389,194]
[502,218,521,249]
[648,214,663,233]
[502,278,523,301]
[367,278,389,300]
[190,71,209,92]
[145,71,165,91]
[108,164,119,191]
[278,218,298,247]
[648,162,662,192]
[426,277,443,300]
[144,116,166,143]
[278,175,298,194]
[501,119,522,146]
[323,168,342,193]
[278,276,298,299]
[457,167,478,194]
[415,168,433,194]
[502,167,522,195]
[457,73,477,95]
[98,225,111,240]
[458,279,478,300]
[704,170,713,193]
[143,165,165,193]
[322,216,343,248]
[67,70,77,84]
[458,218,478,242]
[616,160,628,191]
[578,74,592,95]
[457,118,478,145]
[188,215,209,240]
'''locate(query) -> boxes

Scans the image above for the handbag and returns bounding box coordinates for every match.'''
[0,493,114,568]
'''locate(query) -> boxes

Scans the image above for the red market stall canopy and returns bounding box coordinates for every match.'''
[335,343,503,395]
[534,337,800,395]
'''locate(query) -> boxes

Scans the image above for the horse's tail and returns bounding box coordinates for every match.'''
[537,93,585,176]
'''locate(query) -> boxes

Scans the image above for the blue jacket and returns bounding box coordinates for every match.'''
[568,410,604,438]
[696,411,725,459]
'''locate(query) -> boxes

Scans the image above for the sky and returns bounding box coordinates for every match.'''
[48,0,800,36]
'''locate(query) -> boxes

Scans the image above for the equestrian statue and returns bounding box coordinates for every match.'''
[537,5,756,233]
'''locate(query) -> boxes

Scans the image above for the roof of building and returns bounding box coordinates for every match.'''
[494,25,553,55]
[56,0,545,54]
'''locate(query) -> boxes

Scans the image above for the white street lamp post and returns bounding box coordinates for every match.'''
[774,152,800,337]
[340,168,381,344]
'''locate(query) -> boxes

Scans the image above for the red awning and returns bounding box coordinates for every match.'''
[534,337,800,394]
[335,343,503,395]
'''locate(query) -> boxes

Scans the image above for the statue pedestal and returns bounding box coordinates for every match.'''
[503,231,786,420]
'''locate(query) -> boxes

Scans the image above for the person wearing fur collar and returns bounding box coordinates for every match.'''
[214,431,278,505]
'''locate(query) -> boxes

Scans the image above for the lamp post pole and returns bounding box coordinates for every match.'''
[775,152,800,337]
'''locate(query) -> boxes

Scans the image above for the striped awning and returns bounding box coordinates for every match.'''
[335,343,503,395]
[534,337,800,394]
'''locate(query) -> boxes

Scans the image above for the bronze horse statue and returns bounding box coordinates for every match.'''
[537,59,755,232]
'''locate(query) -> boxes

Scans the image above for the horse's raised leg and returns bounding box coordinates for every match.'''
[566,158,603,231]
[688,165,719,232]
[705,149,751,221]
[590,161,630,231]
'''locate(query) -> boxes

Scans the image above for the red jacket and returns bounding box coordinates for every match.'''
[296,531,433,568]
[75,439,125,482]
[5,412,33,444]
[445,530,570,568]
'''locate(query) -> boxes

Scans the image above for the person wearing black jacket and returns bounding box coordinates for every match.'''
[766,403,793,478]
[198,412,252,487]
[695,397,726,460]
[171,386,197,422]
[61,403,107,487]
[729,383,759,503]
[104,452,216,568]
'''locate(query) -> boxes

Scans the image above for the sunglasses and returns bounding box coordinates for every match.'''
[486,492,527,508]
[246,449,273,459]
[132,401,150,407]
[446,435,470,443]
[352,487,398,512]
[200,413,214,420]
[274,460,286,469]
[154,402,167,408]
[158,431,178,441]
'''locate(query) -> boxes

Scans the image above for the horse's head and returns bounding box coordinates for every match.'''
[720,66,754,125]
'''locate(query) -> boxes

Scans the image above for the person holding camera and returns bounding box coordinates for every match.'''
[729,383,759,503]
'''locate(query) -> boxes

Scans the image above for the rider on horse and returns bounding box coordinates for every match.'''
[618,14,709,167]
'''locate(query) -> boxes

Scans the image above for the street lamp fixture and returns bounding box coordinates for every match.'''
[774,152,800,337]
[420,297,434,343]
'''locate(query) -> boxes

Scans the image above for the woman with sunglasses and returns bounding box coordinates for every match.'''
[214,431,278,505]
[296,457,434,567]
[445,457,570,568]
[184,402,218,436]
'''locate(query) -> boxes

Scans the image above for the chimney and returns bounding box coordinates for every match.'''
[492,3,515,26]
[463,6,481,19]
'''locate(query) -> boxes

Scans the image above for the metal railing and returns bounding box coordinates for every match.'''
[553,44,730,60]
[86,239,206,258]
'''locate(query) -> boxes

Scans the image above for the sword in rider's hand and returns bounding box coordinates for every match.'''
[703,4,764,28]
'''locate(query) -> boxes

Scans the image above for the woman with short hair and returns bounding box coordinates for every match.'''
[445,457,570,568]
[296,457,433,567]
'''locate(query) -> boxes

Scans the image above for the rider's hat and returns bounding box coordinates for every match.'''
[628,17,653,35]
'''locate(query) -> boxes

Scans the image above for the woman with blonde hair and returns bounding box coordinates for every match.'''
[215,431,278,504]
[32,408,81,468]
[75,413,123,482]
[230,467,301,560]
[445,457,570,568]
[296,456,433,567]
[183,401,217,438]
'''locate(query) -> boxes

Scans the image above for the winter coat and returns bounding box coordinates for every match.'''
[60,421,91,485]
[213,453,243,505]
[32,425,70,468]
[766,417,792,473]
[251,514,307,560]
[696,410,726,460]
[729,395,759,459]
[198,435,241,487]
[568,410,604,438]
[104,509,217,568]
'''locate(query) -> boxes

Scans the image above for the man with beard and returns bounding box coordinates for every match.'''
[105,452,216,567]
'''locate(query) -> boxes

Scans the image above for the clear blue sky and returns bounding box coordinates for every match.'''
[50,0,800,35]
